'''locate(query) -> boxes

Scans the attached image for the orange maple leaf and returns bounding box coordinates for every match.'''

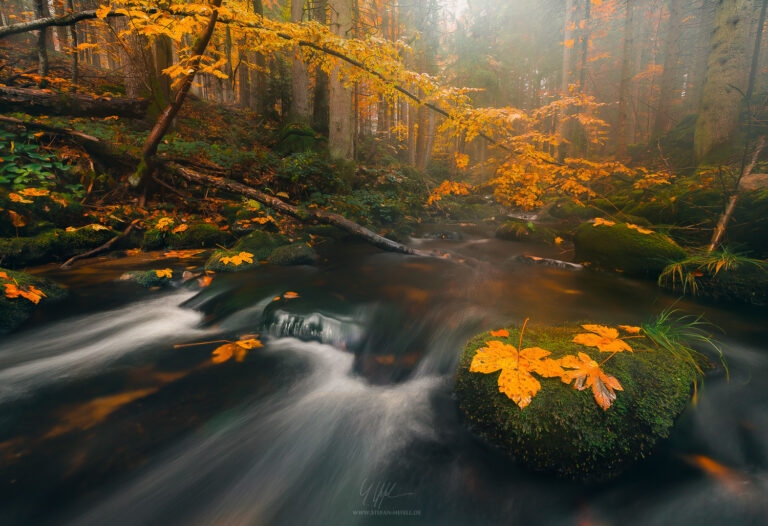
[220,251,254,266]
[171,224,189,234]
[618,325,642,334]
[4,283,46,304]
[470,340,565,409]
[573,324,633,353]
[155,268,173,278]
[211,337,263,363]
[626,223,654,235]
[592,217,615,227]
[559,352,623,410]
[490,329,510,337]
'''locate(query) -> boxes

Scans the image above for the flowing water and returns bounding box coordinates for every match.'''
[1,225,767,525]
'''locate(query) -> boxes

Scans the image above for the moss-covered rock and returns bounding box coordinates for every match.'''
[268,243,317,265]
[204,230,289,272]
[0,226,117,268]
[0,190,83,237]
[574,221,686,277]
[495,219,557,244]
[0,268,68,333]
[659,261,768,306]
[119,269,175,288]
[548,200,601,220]
[142,223,228,250]
[455,325,696,481]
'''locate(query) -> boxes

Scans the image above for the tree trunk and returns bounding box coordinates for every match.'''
[0,85,149,117]
[238,47,251,108]
[132,0,223,189]
[289,0,311,123]
[616,0,634,158]
[694,0,752,160]
[67,0,78,90]
[653,0,683,137]
[328,0,354,159]
[34,0,49,88]
[154,34,174,107]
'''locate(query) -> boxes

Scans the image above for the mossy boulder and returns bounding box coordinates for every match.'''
[0,191,83,237]
[268,243,317,265]
[548,200,601,220]
[495,219,557,244]
[455,325,696,481]
[0,268,68,334]
[204,230,290,272]
[142,223,228,250]
[659,261,768,306]
[0,226,117,268]
[574,221,686,277]
[119,269,175,288]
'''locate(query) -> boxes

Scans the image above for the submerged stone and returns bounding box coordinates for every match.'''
[455,325,696,481]
[268,243,317,265]
[495,219,557,244]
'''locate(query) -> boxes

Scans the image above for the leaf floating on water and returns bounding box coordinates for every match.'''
[197,275,213,287]
[559,352,623,410]
[164,249,205,259]
[490,329,509,337]
[573,325,633,353]
[211,337,262,364]
[283,291,300,299]
[470,340,565,409]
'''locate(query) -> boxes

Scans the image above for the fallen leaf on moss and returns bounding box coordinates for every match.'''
[618,325,642,334]
[220,251,254,266]
[559,352,623,410]
[470,340,565,409]
[626,223,654,235]
[490,329,510,337]
[592,218,615,227]
[573,325,633,353]
[164,249,205,259]
[4,283,46,304]
[155,268,173,278]
[171,224,188,234]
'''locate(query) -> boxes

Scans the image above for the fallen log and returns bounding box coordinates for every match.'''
[0,86,149,118]
[167,163,424,256]
[60,219,140,268]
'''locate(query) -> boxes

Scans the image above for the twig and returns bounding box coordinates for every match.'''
[60,219,140,268]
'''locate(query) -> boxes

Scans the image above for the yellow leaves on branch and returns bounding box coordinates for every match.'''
[470,322,643,410]
[156,217,174,231]
[427,181,472,205]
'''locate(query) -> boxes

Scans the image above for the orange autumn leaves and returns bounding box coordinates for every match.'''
[470,323,641,411]
[0,271,46,304]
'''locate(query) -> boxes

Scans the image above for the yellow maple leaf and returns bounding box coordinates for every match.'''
[212,337,262,363]
[554,236,564,245]
[470,340,564,409]
[0,271,8,280]
[4,283,46,304]
[559,352,623,410]
[573,325,633,353]
[172,224,189,234]
[155,268,173,278]
[156,217,174,231]
[592,218,615,227]
[490,329,509,337]
[19,188,49,197]
[618,325,642,334]
[626,223,654,235]
[95,4,112,19]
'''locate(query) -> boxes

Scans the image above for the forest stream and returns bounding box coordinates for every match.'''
[0,224,766,526]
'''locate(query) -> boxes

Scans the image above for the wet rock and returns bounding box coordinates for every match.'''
[0,267,67,334]
[119,269,175,288]
[659,260,768,306]
[268,243,317,265]
[423,231,463,241]
[455,325,696,481]
[0,226,117,268]
[142,223,228,251]
[205,230,290,272]
[574,221,686,277]
[495,219,557,244]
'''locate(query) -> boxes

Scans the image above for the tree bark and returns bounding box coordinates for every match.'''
[289,0,311,123]
[694,0,752,160]
[653,0,683,137]
[0,85,150,117]
[132,0,223,189]
[616,0,634,158]
[34,0,49,88]
[328,0,354,159]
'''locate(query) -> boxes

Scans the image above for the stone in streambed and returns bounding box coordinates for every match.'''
[0,267,67,334]
[455,324,696,481]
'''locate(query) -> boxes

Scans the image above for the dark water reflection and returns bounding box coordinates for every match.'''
[0,224,767,525]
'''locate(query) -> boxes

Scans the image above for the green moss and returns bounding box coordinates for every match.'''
[142,223,228,250]
[548,200,601,220]
[455,325,696,481]
[659,261,768,306]
[574,221,687,277]
[495,219,557,244]
[268,243,317,265]
[204,249,261,272]
[0,227,116,268]
[0,267,67,334]
[120,269,174,288]
[232,230,290,259]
